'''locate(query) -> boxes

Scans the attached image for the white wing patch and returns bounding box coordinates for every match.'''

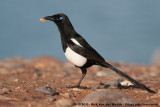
[71,38,83,47]
[64,38,87,67]
[65,47,87,67]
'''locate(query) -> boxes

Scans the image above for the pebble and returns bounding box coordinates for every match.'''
[81,89,136,107]
[35,86,58,96]
[103,78,123,88]
[46,96,56,101]
[120,80,133,86]
[56,99,74,107]
[15,86,21,90]
[22,97,27,101]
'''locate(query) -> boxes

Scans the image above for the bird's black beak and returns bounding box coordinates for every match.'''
[44,16,55,21]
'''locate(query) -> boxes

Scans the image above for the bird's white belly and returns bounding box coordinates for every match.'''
[64,47,87,67]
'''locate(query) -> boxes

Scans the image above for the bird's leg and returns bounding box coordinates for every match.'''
[67,68,87,89]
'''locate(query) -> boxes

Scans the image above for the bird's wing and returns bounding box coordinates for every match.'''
[67,40,105,63]
[71,33,94,49]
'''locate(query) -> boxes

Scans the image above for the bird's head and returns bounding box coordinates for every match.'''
[40,13,75,33]
[42,13,70,24]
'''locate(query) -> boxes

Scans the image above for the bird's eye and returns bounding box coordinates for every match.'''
[59,16,64,20]
[56,16,64,21]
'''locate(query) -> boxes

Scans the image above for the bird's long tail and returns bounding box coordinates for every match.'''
[101,62,156,93]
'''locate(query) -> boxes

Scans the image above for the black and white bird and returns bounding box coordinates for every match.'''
[42,13,155,93]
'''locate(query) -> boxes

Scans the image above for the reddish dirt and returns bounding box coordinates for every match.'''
[0,56,159,107]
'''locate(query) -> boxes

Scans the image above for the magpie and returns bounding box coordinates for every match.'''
[41,13,156,93]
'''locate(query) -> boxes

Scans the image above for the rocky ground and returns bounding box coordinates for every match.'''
[0,56,160,107]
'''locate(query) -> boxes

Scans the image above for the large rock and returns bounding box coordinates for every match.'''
[56,99,74,107]
[79,89,137,107]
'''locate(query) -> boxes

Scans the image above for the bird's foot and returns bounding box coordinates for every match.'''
[66,85,87,89]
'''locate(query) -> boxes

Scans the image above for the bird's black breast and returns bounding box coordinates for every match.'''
[60,33,70,52]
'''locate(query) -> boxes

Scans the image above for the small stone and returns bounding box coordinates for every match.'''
[81,89,136,107]
[56,99,74,107]
[46,96,56,101]
[14,87,21,92]
[120,80,133,86]
[35,86,58,96]
[104,78,123,88]
[22,97,27,101]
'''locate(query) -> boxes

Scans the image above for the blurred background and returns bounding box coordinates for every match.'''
[0,0,160,64]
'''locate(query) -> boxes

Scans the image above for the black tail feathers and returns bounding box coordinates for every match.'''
[101,62,156,93]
